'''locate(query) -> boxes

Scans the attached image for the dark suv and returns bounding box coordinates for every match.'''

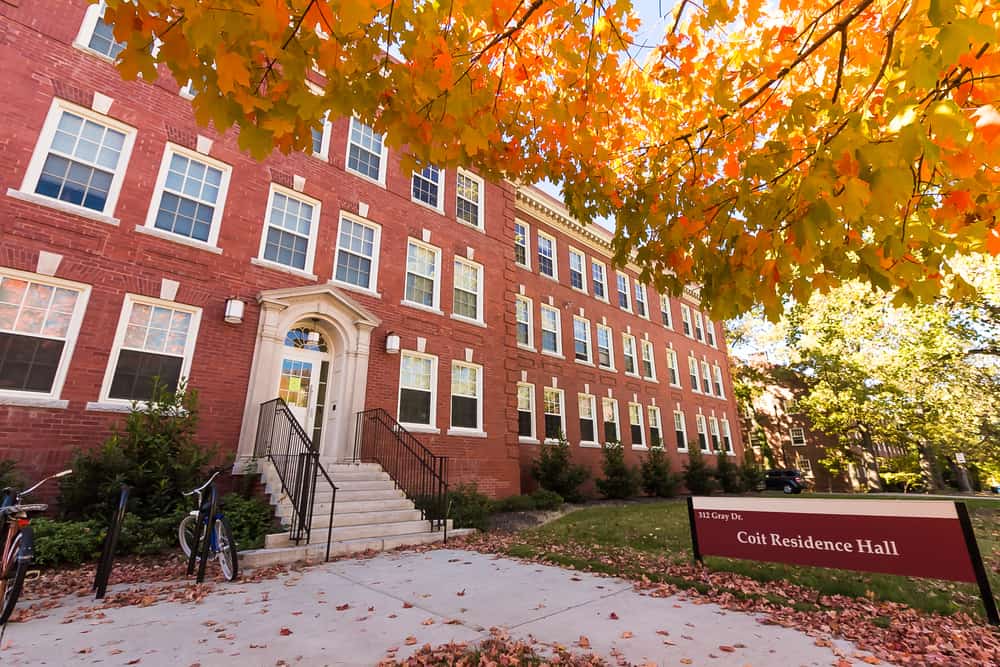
[761,469,808,494]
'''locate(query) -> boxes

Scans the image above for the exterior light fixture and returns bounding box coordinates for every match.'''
[385,331,401,354]
[223,297,245,324]
[307,330,321,345]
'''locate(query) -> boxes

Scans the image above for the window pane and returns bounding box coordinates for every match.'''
[456,172,481,226]
[399,388,431,424]
[412,165,441,208]
[518,410,533,436]
[451,395,478,429]
[0,333,64,392]
[580,418,595,442]
[88,18,125,59]
[108,349,182,400]
[347,119,384,180]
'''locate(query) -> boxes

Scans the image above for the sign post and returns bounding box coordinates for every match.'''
[687,496,998,625]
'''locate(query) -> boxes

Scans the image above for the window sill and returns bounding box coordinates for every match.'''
[329,280,381,299]
[518,436,539,445]
[134,226,223,254]
[0,395,68,409]
[573,359,595,367]
[346,168,387,189]
[447,428,487,438]
[400,424,440,434]
[411,197,446,216]
[580,441,602,449]
[450,313,486,329]
[678,448,690,454]
[311,151,329,162]
[540,350,565,360]
[594,295,610,304]
[455,218,485,234]
[624,372,641,379]
[540,273,560,283]
[632,445,648,451]
[515,262,532,272]
[7,189,120,226]
[71,41,116,65]
[86,401,133,413]
[644,377,659,384]
[251,257,318,281]
[517,344,537,353]
[598,365,617,374]
[570,285,588,296]
[400,300,443,316]
[542,438,563,446]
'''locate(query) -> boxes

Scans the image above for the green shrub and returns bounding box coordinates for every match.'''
[530,435,589,503]
[529,488,563,510]
[117,510,188,556]
[492,494,537,513]
[683,446,715,495]
[595,442,640,499]
[220,493,277,550]
[640,447,680,497]
[31,518,104,567]
[58,381,217,521]
[0,459,22,490]
[715,453,741,493]
[447,483,493,531]
[739,451,765,492]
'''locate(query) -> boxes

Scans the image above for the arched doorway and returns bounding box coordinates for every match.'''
[278,324,330,445]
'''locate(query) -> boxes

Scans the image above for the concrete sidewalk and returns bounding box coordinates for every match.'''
[1,549,880,666]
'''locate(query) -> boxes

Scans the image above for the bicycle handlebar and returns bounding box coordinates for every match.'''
[18,469,72,499]
[182,470,221,497]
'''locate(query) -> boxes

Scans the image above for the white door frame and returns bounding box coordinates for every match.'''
[277,346,327,436]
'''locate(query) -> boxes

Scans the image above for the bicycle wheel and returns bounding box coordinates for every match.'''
[214,517,238,582]
[1,529,29,625]
[178,515,202,559]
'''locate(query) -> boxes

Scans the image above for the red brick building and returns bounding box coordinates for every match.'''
[0,0,743,499]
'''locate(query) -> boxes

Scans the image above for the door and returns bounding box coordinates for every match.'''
[278,349,324,433]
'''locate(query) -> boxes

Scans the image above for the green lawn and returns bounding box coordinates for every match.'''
[495,496,1000,619]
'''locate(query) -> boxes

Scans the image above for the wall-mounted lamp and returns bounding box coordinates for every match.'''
[385,331,401,354]
[224,297,245,324]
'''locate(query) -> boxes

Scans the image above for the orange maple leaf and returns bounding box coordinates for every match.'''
[987,228,1000,256]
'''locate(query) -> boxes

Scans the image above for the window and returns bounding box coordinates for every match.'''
[412,165,443,211]
[640,340,656,380]
[616,274,631,310]
[346,117,387,183]
[648,406,663,448]
[721,417,734,453]
[517,383,535,439]
[0,270,89,399]
[674,411,688,451]
[19,99,136,217]
[694,311,705,342]
[790,427,807,446]
[635,283,648,318]
[797,454,813,476]
[145,145,231,247]
[705,318,717,347]
[688,355,700,392]
[572,317,592,363]
[78,4,125,60]
[398,352,436,427]
[456,169,484,228]
[596,324,614,370]
[310,113,331,160]
[403,239,441,310]
[592,260,608,300]
[540,305,561,355]
[568,248,586,291]
[622,334,637,375]
[537,232,557,278]
[515,296,533,348]
[709,416,721,451]
[258,186,320,273]
[660,295,673,328]
[333,214,381,292]
[666,348,680,386]
[628,403,645,448]
[578,394,597,444]
[452,258,484,323]
[602,397,620,443]
[696,414,709,451]
[450,362,482,432]
[680,304,693,336]
[543,387,565,441]
[701,360,713,397]
[101,295,201,403]
[514,221,530,268]
[713,364,725,398]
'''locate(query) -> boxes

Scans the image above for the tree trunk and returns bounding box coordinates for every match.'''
[917,442,943,492]
[859,429,883,491]
[953,462,973,493]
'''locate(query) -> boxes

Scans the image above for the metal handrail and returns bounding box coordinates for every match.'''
[254,398,337,561]
[353,408,449,538]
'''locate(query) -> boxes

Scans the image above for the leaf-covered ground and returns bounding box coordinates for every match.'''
[458,499,1000,666]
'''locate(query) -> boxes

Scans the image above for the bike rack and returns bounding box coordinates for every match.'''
[93,484,129,600]
[186,483,218,585]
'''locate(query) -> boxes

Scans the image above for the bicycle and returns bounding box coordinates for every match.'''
[0,469,72,625]
[177,471,238,582]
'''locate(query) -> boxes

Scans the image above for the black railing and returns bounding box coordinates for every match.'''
[353,408,449,539]
[254,398,337,561]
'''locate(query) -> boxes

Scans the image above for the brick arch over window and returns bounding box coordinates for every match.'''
[236,284,380,463]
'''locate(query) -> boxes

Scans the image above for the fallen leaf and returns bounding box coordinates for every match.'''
[578,636,591,648]
[609,612,619,620]
[278,628,292,636]
[621,631,633,639]
[335,604,349,611]
[421,618,435,626]
[402,602,413,609]
[456,589,466,597]
[405,636,417,646]
[719,645,735,652]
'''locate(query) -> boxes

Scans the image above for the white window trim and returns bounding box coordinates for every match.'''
[73,2,118,63]
[706,317,718,347]
[448,361,484,436]
[451,256,485,326]
[694,311,705,342]
[648,406,664,449]
[674,411,689,452]
[591,259,609,302]
[578,393,599,447]
[628,402,646,449]
[696,414,710,452]
[640,339,657,381]
[622,333,639,377]
[143,142,232,251]
[790,426,807,446]
[397,350,439,432]
[701,360,714,397]
[635,283,649,319]
[689,355,701,393]
[537,231,558,281]
[514,219,531,270]
[721,417,734,454]
[595,323,616,372]
[515,295,535,351]
[345,117,388,186]
[97,293,202,407]
[567,247,587,294]
[709,416,721,452]
[602,397,620,445]
[401,237,443,314]
[572,316,593,365]
[667,348,681,387]
[539,303,563,357]
[331,211,382,297]
[616,273,632,312]
[0,268,91,403]
[455,168,485,230]
[681,304,693,338]
[411,165,446,214]
[312,115,332,161]
[543,386,566,444]
[713,364,726,399]
[517,382,536,443]
[16,98,137,224]
[255,183,321,277]
[660,294,673,329]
